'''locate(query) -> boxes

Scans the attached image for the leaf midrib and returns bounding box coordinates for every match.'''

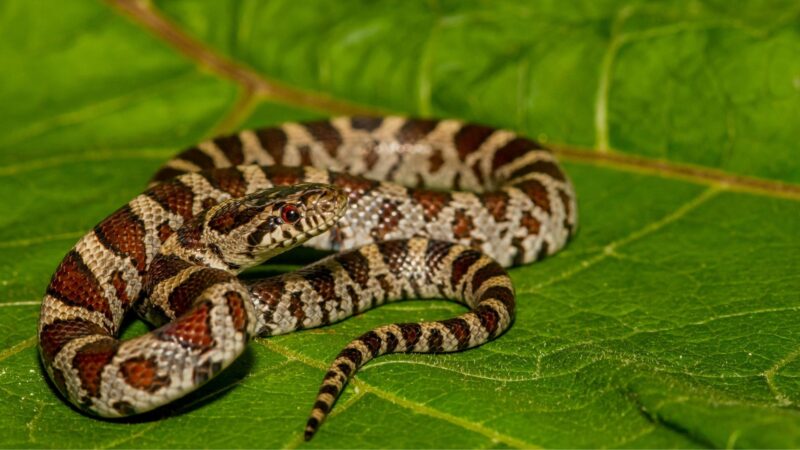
[104,0,800,201]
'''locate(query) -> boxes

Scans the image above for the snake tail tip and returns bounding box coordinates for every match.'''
[304,419,319,441]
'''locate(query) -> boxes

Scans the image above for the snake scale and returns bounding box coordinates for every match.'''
[38,116,577,439]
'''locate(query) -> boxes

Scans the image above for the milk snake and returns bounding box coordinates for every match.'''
[38,116,577,439]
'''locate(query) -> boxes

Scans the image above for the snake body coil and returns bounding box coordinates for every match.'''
[38,116,577,439]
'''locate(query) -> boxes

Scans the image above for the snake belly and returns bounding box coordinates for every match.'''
[38,116,577,439]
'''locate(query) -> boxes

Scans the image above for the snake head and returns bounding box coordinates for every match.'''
[203,183,348,270]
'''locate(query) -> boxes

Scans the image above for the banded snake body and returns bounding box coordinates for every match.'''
[38,116,577,439]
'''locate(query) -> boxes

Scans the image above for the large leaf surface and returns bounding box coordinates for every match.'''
[0,1,798,448]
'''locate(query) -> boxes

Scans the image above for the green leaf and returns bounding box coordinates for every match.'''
[1,0,798,448]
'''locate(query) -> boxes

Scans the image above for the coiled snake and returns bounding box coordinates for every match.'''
[38,116,577,439]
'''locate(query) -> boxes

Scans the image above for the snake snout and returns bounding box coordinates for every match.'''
[313,187,348,218]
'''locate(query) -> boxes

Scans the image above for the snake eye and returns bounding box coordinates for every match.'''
[280,204,301,224]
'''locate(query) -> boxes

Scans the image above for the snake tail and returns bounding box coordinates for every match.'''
[249,238,515,440]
